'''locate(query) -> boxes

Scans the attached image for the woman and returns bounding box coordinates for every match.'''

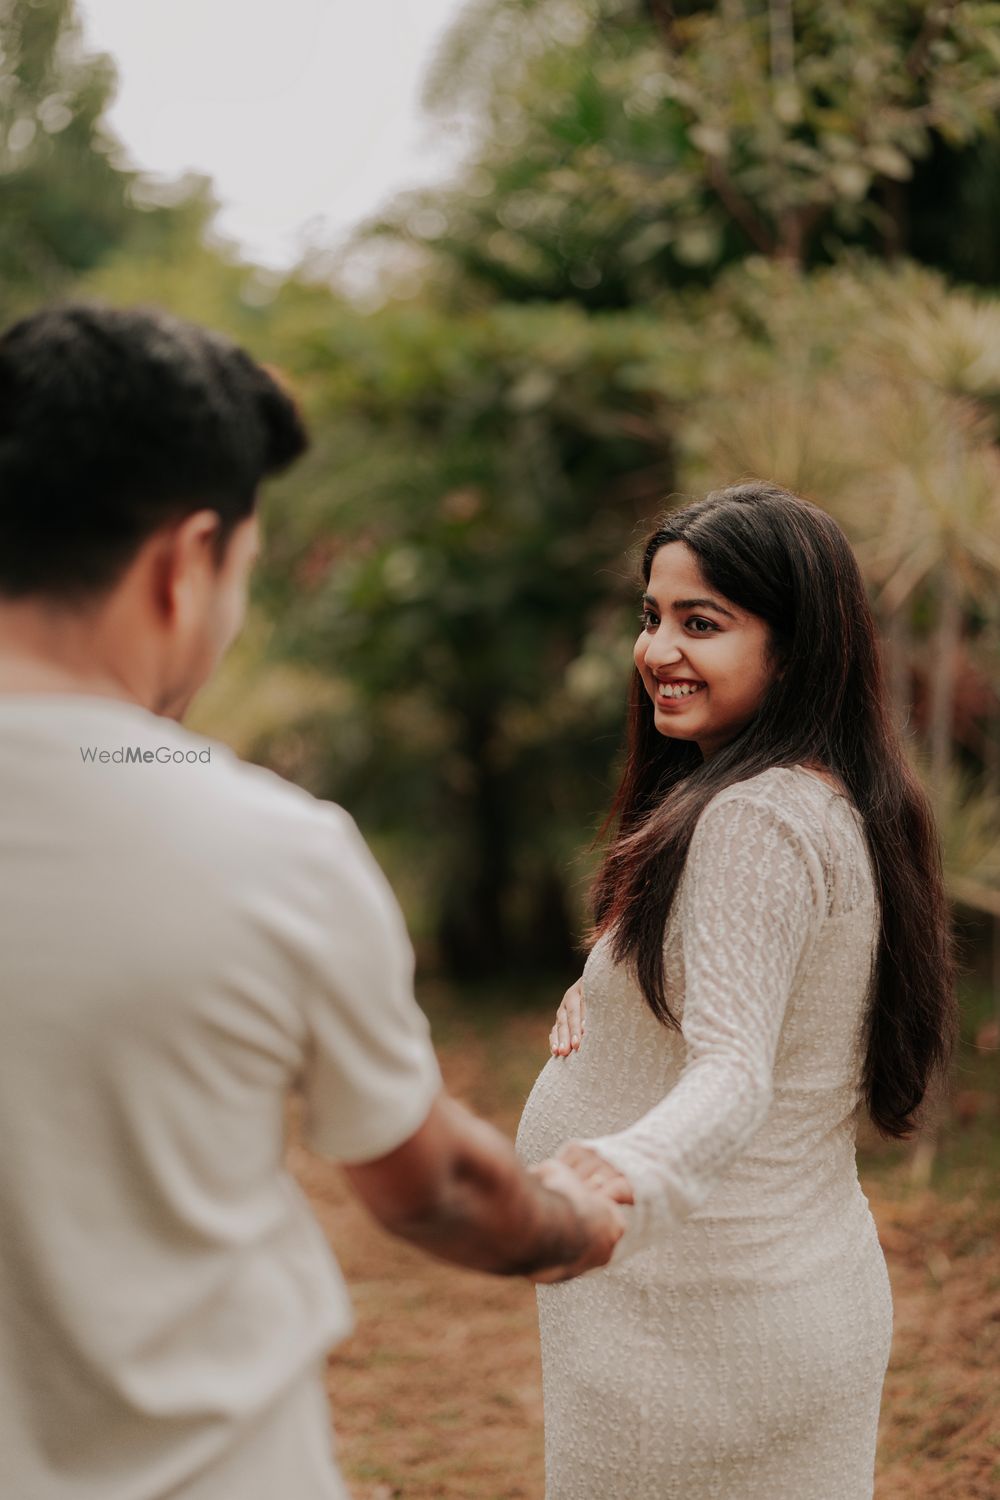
[515,482,956,1500]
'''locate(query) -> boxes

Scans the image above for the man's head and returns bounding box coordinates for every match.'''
[0,302,308,717]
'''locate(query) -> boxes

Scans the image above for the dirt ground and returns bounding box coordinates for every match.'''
[288,1005,1000,1500]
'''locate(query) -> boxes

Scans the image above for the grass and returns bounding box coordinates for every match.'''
[287,978,1000,1499]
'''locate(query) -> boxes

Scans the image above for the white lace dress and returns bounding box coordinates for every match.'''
[516,767,893,1500]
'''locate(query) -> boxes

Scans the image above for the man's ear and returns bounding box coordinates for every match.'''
[153,511,222,621]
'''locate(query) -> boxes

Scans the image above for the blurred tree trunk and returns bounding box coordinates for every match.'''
[878,177,908,260]
[438,710,510,978]
[985,624,1000,1026]
[526,865,578,975]
[929,562,961,793]
[437,712,576,980]
[885,603,912,739]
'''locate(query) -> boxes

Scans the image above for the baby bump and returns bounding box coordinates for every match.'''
[517,1045,671,1166]
[516,1056,599,1165]
[516,1062,562,1165]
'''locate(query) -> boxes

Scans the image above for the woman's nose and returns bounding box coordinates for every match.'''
[646,632,684,668]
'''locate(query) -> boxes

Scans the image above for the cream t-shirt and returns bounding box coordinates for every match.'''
[0,694,442,1500]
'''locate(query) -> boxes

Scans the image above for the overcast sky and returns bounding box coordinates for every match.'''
[76,0,472,270]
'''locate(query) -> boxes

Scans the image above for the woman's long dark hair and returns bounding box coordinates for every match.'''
[591,482,957,1141]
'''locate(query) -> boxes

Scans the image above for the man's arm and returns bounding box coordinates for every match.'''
[342,1091,623,1280]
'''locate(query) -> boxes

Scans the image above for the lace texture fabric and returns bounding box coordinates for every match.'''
[516,768,893,1500]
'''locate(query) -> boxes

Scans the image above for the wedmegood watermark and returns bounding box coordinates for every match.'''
[79,746,211,765]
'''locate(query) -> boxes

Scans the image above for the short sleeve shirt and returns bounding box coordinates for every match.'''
[0,694,442,1500]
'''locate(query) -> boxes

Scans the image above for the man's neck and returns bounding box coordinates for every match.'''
[0,599,148,708]
[0,645,138,703]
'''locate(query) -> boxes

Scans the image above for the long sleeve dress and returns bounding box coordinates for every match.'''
[515,766,893,1500]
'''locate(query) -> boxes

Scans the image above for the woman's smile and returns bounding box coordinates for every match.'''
[634,542,778,759]
[654,679,706,704]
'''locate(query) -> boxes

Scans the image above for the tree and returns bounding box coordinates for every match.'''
[248,299,682,975]
[364,0,1000,304]
[0,0,213,320]
[287,4,1000,980]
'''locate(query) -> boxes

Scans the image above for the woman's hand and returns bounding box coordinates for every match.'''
[526,1158,626,1283]
[554,1142,634,1205]
[550,977,587,1057]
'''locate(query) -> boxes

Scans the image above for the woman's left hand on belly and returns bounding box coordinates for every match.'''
[550,978,587,1056]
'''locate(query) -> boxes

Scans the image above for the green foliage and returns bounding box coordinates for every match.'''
[4,0,998,977]
[246,299,685,969]
[207,255,1000,965]
[369,0,1000,302]
[0,0,213,321]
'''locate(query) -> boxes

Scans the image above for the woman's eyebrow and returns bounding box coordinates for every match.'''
[642,592,737,621]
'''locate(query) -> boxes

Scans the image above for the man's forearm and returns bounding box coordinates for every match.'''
[386,1115,592,1275]
[393,1158,590,1275]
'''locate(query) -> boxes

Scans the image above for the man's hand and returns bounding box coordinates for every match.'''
[526,1155,630,1284]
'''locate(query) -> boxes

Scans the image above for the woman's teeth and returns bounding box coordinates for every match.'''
[657,681,704,699]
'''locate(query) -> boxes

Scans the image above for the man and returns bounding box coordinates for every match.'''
[0,304,623,1500]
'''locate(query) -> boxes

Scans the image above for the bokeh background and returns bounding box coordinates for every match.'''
[3,2,999,1494]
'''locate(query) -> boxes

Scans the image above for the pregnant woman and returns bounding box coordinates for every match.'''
[516,482,956,1499]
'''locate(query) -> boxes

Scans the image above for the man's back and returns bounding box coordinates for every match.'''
[0,693,441,1500]
[0,302,623,1500]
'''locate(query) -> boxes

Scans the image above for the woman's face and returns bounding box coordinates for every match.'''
[633,541,779,760]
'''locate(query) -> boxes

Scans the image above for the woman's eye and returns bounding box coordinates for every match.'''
[686,617,718,634]
[639,611,658,631]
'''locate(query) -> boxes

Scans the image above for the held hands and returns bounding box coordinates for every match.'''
[552,1142,635,1206]
[550,977,586,1056]
[527,1156,625,1283]
[527,1146,635,1285]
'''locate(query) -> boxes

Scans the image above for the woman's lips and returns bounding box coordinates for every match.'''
[652,679,705,708]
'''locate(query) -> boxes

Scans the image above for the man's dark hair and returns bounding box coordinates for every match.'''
[0,302,309,601]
